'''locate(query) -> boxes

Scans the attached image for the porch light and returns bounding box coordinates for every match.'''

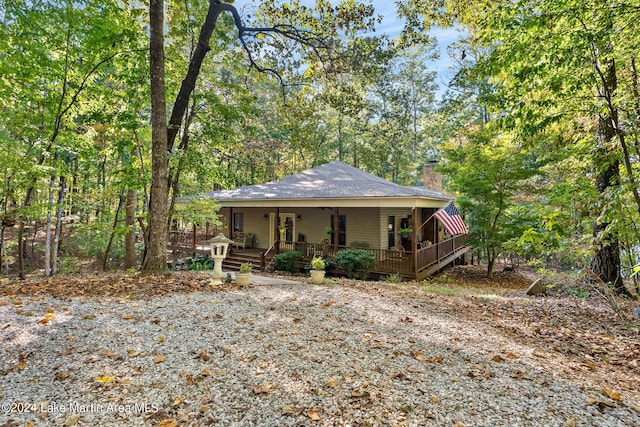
[296,214,301,221]
[264,214,269,220]
[208,233,234,284]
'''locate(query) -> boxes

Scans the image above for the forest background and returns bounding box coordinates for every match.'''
[1,0,639,297]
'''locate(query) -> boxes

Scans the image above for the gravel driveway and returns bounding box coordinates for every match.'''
[1,278,638,426]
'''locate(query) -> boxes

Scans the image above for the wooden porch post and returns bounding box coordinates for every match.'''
[333,207,339,252]
[192,223,197,256]
[275,207,280,254]
[412,207,418,276]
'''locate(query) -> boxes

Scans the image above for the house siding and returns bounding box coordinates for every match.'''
[380,208,413,249]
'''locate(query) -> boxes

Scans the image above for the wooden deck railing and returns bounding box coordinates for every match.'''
[169,231,469,278]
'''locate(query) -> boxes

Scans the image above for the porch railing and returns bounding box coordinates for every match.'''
[168,231,469,277]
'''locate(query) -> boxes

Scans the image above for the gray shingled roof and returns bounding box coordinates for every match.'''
[202,161,451,202]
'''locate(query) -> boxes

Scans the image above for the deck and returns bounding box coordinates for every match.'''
[168,232,469,279]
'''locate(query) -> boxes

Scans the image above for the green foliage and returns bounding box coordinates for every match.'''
[310,257,325,270]
[274,251,303,273]
[184,255,214,271]
[239,262,253,273]
[174,197,221,227]
[439,128,539,277]
[333,249,376,277]
[385,273,403,283]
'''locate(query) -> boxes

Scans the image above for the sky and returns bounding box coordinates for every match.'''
[231,0,463,99]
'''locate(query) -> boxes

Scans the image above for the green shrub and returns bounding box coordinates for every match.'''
[274,251,303,273]
[185,255,214,271]
[334,249,376,277]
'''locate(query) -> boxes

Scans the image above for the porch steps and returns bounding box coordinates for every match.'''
[222,251,263,272]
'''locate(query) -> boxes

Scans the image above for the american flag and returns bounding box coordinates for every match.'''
[434,202,468,235]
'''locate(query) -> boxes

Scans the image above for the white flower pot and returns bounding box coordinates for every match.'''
[235,272,251,286]
[310,269,325,285]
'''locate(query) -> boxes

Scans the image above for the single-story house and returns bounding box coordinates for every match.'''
[171,161,469,279]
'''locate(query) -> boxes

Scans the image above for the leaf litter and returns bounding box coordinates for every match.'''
[0,268,639,426]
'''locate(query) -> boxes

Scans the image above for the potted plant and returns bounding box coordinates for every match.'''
[310,257,326,285]
[399,227,413,238]
[236,262,252,286]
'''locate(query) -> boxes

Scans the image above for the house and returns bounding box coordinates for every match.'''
[171,161,469,279]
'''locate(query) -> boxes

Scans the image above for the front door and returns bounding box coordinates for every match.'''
[269,213,296,245]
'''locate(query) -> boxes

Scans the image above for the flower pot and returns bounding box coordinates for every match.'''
[235,272,251,286]
[310,269,325,285]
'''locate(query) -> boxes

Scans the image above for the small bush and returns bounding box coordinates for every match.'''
[185,255,214,271]
[274,251,303,273]
[334,249,376,278]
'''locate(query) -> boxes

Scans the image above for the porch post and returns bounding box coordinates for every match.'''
[192,223,197,256]
[412,207,418,275]
[333,207,339,252]
[275,207,280,254]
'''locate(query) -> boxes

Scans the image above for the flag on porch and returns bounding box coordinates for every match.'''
[434,202,468,235]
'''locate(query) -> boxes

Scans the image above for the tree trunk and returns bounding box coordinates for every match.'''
[52,174,67,276]
[104,192,125,271]
[124,189,137,269]
[142,0,170,272]
[44,173,56,277]
[590,53,630,296]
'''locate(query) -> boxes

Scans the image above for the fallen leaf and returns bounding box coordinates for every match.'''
[172,396,184,407]
[18,359,27,370]
[505,352,519,359]
[563,417,578,427]
[95,375,115,383]
[40,313,55,324]
[157,420,178,427]
[586,396,615,408]
[127,349,141,357]
[325,377,339,388]
[121,314,133,320]
[196,349,210,361]
[491,355,506,362]
[63,413,79,426]
[602,388,621,401]
[411,350,425,361]
[307,407,322,421]
[252,382,273,394]
[581,359,596,370]
[154,355,166,363]
[282,406,299,415]
[158,336,166,342]
[55,371,70,380]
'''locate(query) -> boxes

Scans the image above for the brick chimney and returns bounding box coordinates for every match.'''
[423,160,442,192]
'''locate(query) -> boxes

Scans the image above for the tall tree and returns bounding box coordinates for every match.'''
[142,0,378,271]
